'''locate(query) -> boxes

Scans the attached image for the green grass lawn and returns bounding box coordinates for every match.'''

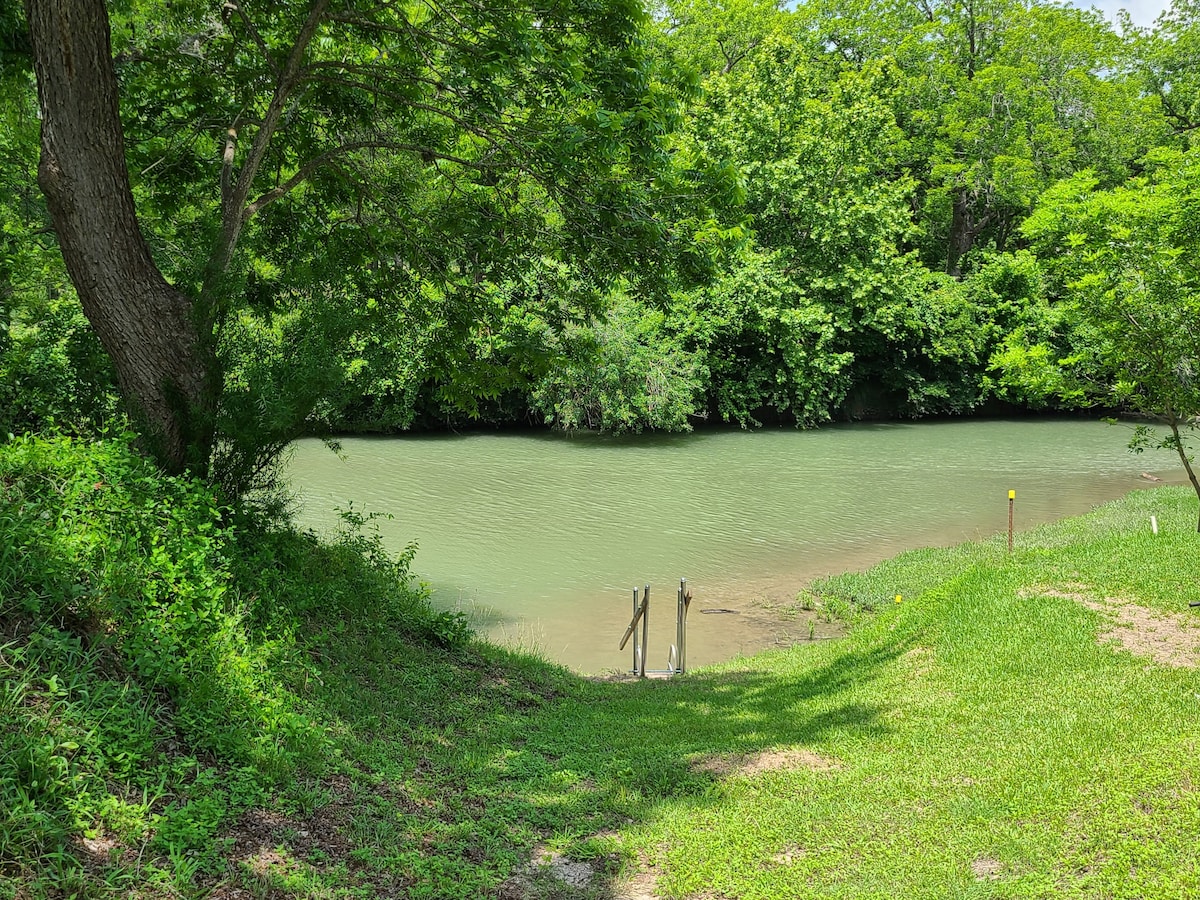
[251,485,1200,899]
[6,475,1200,899]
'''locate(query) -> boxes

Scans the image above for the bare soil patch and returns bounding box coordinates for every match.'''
[614,871,659,899]
[770,844,808,866]
[1031,585,1200,668]
[692,747,842,778]
[496,843,612,899]
[971,857,1003,880]
[528,847,595,888]
[206,774,416,898]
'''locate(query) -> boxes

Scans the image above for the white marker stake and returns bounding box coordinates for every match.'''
[1151,515,1159,535]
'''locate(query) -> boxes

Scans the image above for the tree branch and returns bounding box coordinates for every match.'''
[303,72,517,147]
[241,140,499,221]
[228,0,278,78]
[220,125,237,210]
[230,0,330,217]
[201,0,331,307]
[301,59,468,102]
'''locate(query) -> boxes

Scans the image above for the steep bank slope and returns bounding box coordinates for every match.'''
[3,436,1198,898]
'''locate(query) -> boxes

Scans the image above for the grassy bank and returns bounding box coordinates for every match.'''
[3,435,1200,898]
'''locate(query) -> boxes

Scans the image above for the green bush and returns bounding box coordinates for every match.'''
[0,434,323,773]
[676,249,852,426]
[0,290,119,437]
[0,434,457,892]
[532,294,705,433]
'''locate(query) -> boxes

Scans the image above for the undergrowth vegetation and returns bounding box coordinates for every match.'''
[0,434,463,896]
[4,434,1200,899]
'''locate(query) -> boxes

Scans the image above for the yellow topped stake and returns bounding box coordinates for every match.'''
[1007,490,1016,552]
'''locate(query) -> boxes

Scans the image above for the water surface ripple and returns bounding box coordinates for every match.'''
[287,419,1179,672]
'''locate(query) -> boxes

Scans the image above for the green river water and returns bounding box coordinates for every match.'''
[287,419,1182,673]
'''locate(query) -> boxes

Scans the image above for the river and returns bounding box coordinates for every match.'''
[287,419,1181,673]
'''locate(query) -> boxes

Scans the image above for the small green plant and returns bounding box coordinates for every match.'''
[319,502,471,647]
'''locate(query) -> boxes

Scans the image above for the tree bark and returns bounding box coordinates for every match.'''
[24,0,217,474]
[946,189,993,278]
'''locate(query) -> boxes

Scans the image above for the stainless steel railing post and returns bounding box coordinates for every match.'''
[640,584,650,678]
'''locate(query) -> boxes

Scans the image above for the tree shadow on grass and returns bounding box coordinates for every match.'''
[1,492,905,899]
[254,628,909,899]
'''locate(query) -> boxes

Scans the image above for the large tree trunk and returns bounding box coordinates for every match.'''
[24,0,217,474]
[946,190,975,278]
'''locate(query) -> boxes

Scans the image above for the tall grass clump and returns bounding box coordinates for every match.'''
[0,433,461,894]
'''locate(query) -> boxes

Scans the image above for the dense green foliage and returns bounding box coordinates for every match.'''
[0,434,463,892]
[996,148,1200,522]
[3,0,1198,468]
[0,36,117,438]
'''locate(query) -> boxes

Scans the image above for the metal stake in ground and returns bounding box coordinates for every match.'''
[640,584,650,678]
[1008,489,1015,553]
[632,586,639,673]
[674,580,683,674]
[677,577,689,674]
[682,581,691,672]
[619,587,646,674]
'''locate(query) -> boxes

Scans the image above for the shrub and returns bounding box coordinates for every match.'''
[531,294,705,433]
[0,290,119,437]
[0,434,457,890]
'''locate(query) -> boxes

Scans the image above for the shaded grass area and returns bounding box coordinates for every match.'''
[3,434,1200,898]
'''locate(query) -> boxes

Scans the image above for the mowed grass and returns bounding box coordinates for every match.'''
[602,487,1200,899]
[257,485,1200,899]
[6,479,1200,899]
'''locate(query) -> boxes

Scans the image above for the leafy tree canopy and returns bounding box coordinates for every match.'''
[17,0,735,490]
[998,148,1200,525]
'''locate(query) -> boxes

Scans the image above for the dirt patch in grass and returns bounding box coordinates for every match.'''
[528,846,596,888]
[1032,585,1200,668]
[971,857,1003,880]
[207,774,411,897]
[70,831,133,889]
[692,747,842,778]
[614,871,659,899]
[497,851,658,900]
[206,885,259,900]
[209,807,311,898]
[495,847,623,899]
[900,645,935,677]
[770,844,808,866]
